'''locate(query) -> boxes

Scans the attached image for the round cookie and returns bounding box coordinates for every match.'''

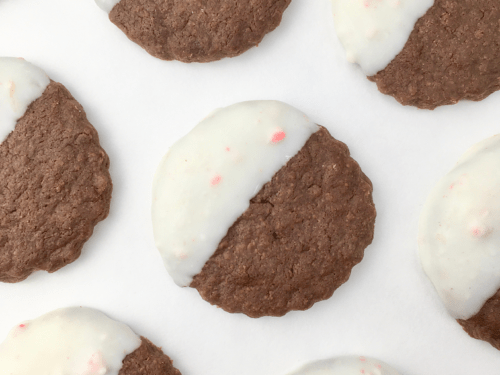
[152,101,376,318]
[331,0,500,109]
[419,134,500,350]
[286,356,401,375]
[0,307,181,375]
[0,57,112,283]
[95,0,291,63]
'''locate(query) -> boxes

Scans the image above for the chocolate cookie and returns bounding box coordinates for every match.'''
[152,101,376,318]
[0,58,112,283]
[0,307,182,375]
[370,0,500,109]
[122,337,181,375]
[419,134,500,350]
[331,0,500,109]
[286,356,401,375]
[95,0,291,63]
[458,289,500,351]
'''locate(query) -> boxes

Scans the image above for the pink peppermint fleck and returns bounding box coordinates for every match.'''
[13,323,28,337]
[211,175,222,186]
[271,130,286,144]
[471,227,483,237]
[87,352,106,374]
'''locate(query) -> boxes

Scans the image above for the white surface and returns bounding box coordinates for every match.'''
[0,1,499,375]
[0,307,141,375]
[331,0,434,75]
[287,356,400,375]
[419,134,500,320]
[0,57,49,144]
[152,101,318,287]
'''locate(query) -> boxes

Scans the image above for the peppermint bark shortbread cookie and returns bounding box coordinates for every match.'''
[152,101,376,318]
[286,356,401,375]
[419,135,500,350]
[0,57,112,283]
[331,0,500,109]
[0,307,181,375]
[94,0,291,63]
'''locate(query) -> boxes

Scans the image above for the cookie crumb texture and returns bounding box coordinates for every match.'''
[0,82,112,283]
[120,337,182,375]
[369,0,500,109]
[191,127,376,318]
[458,289,500,351]
[109,0,291,62]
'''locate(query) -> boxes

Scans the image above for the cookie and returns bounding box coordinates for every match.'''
[152,101,376,318]
[286,356,401,375]
[0,307,182,375]
[0,57,112,283]
[419,134,500,350]
[331,0,500,109]
[95,0,291,63]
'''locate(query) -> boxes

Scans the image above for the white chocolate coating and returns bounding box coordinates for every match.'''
[419,135,500,319]
[0,57,50,144]
[95,0,120,13]
[152,101,319,287]
[0,307,141,375]
[331,0,434,75]
[287,356,401,375]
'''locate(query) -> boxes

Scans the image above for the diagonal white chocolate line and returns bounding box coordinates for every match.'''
[95,0,121,13]
[331,0,434,75]
[419,134,500,320]
[0,307,141,375]
[152,101,319,287]
[0,57,50,144]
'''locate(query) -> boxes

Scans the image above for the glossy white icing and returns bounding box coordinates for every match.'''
[0,307,141,375]
[152,101,319,287]
[0,57,50,144]
[331,0,434,75]
[419,135,500,319]
[95,0,120,13]
[287,356,401,375]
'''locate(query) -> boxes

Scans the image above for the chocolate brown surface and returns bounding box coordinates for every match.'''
[191,126,376,318]
[0,82,112,283]
[120,336,182,375]
[109,0,291,63]
[458,288,500,351]
[369,0,500,109]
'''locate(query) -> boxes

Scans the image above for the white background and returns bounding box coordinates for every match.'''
[1,0,500,374]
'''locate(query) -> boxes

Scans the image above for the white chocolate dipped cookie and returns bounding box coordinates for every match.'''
[419,134,500,350]
[152,100,376,318]
[330,0,500,109]
[286,356,401,375]
[0,307,182,375]
[0,57,112,283]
